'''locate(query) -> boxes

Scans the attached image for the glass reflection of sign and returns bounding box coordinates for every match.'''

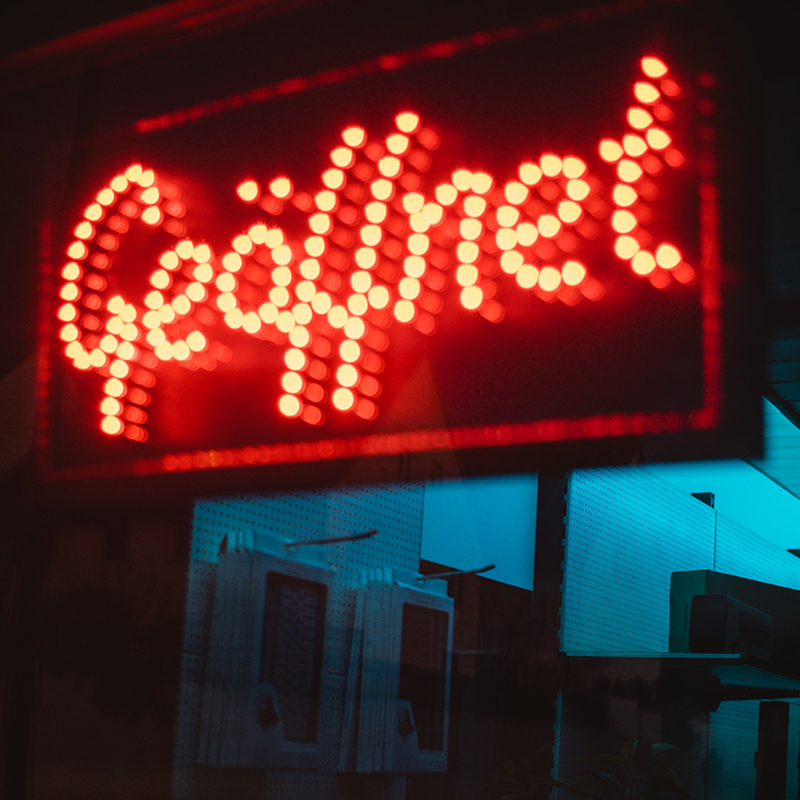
[43,21,723,478]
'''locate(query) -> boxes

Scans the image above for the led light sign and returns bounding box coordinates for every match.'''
[41,13,732,480]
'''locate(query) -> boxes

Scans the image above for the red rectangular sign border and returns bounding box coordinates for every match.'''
[33,0,724,482]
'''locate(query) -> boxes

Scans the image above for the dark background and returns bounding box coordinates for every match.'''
[0,1,796,798]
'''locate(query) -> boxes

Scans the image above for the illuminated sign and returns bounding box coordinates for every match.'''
[40,11,734,480]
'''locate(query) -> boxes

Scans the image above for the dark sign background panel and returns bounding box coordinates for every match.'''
[41,1,760,484]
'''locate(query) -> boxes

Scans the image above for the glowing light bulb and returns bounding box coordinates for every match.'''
[217,293,238,314]
[141,207,162,225]
[282,371,304,393]
[62,263,82,284]
[563,157,587,179]
[96,188,115,206]
[495,229,517,250]
[104,378,126,398]
[471,172,493,195]
[460,285,483,310]
[364,202,387,223]
[463,195,487,218]
[310,292,332,314]
[351,270,372,293]
[496,205,520,228]
[276,310,295,332]
[504,181,529,205]
[655,243,681,269]
[500,251,523,274]
[242,311,261,335]
[67,241,87,260]
[144,290,164,309]
[331,146,354,168]
[395,112,420,133]
[516,264,539,289]
[435,184,458,205]
[599,139,624,162]
[323,169,345,190]
[515,222,538,246]
[538,266,562,292]
[612,210,637,233]
[342,126,366,147]
[187,331,207,351]
[355,247,377,269]
[394,299,415,323]
[344,316,365,339]
[140,186,159,204]
[409,212,430,232]
[232,234,253,255]
[193,263,214,283]
[456,264,479,286]
[519,163,543,186]
[386,134,409,154]
[537,215,561,238]
[407,233,429,255]
[237,180,259,202]
[562,261,587,286]
[452,170,473,192]
[646,128,671,150]
[279,394,302,417]
[540,154,562,177]
[315,190,337,211]
[402,193,424,214]
[101,416,124,435]
[631,250,656,275]
[59,323,79,342]
[272,244,293,265]
[84,203,103,221]
[617,159,644,183]
[270,177,293,198]
[557,201,582,224]
[360,224,382,246]
[337,364,359,387]
[623,134,647,157]
[641,56,668,78]
[101,397,122,416]
[634,81,660,104]
[613,184,638,207]
[332,387,355,411]
[378,156,401,178]
[457,241,480,264]
[222,252,243,272]
[258,303,278,323]
[368,285,390,309]
[74,221,94,240]
[628,107,654,129]
[340,340,361,362]
[370,179,393,200]
[459,218,483,241]
[398,276,421,299]
[403,255,426,277]
[328,305,348,328]
[614,235,640,259]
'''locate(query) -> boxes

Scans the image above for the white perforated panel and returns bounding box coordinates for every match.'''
[707,701,758,800]
[714,515,800,590]
[173,483,425,800]
[562,467,715,652]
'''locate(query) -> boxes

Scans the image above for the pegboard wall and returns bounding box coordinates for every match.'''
[562,467,716,652]
[172,483,425,800]
[560,464,800,800]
